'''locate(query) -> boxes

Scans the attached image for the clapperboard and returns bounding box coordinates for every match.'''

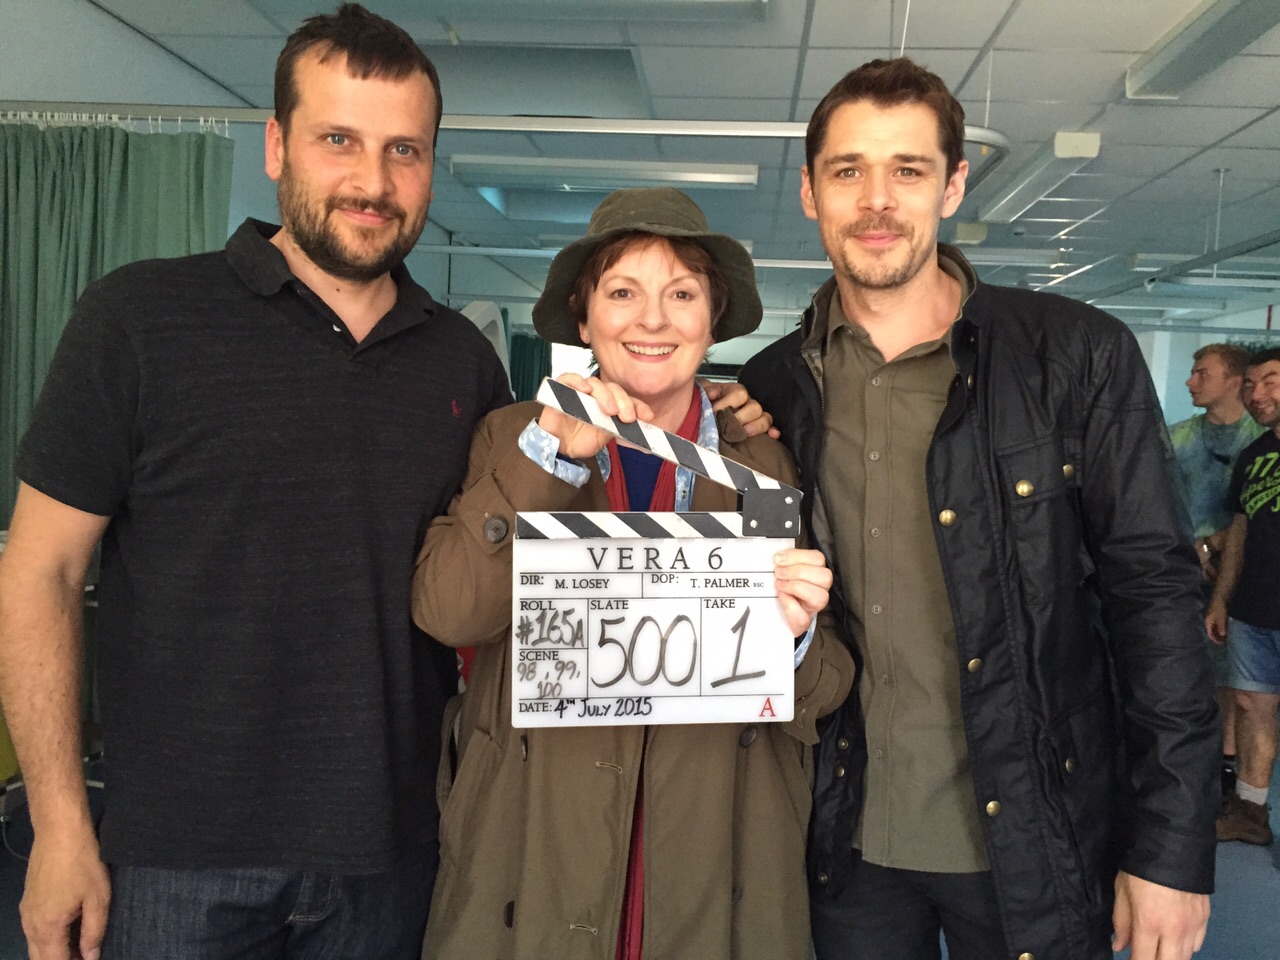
[511,377,802,729]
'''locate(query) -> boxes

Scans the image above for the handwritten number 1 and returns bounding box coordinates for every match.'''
[710,605,766,689]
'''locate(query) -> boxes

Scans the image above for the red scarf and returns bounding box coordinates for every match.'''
[603,388,702,513]
[608,387,701,960]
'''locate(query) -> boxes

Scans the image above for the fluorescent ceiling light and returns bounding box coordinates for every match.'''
[1165,277,1280,291]
[1126,0,1280,99]
[336,0,768,22]
[450,155,758,191]
[978,132,1101,224]
[1128,252,1280,277]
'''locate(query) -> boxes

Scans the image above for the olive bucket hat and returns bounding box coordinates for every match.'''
[531,186,763,346]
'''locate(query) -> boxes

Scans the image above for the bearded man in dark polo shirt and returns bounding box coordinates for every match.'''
[740,58,1218,960]
[0,6,498,960]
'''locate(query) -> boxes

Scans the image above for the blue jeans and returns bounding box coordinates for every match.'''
[100,841,437,960]
[1227,617,1280,694]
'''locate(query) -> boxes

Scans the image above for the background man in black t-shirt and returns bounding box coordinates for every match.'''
[1208,347,1280,847]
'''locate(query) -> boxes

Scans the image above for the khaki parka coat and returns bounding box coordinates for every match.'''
[412,400,853,960]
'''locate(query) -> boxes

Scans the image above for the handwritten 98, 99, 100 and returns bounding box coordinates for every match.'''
[510,535,795,728]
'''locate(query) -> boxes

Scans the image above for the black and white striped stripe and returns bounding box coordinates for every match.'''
[517,511,744,540]
[536,378,800,499]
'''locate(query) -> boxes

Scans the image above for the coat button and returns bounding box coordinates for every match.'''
[986,800,1002,816]
[483,516,508,543]
[817,872,830,885]
[837,738,850,751]
[835,764,846,778]
[1015,480,1034,498]
[967,658,983,673]
[1062,463,1075,479]
[1065,758,1077,774]
[938,509,957,526]
[967,374,974,388]
[1019,954,1036,960]
[739,726,757,747]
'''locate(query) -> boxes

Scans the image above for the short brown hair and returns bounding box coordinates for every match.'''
[274,3,443,146]
[1195,343,1252,378]
[806,57,965,178]
[568,234,730,340]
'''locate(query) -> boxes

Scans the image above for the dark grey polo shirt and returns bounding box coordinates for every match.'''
[18,220,512,871]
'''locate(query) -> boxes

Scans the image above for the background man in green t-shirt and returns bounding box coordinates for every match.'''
[1168,343,1264,798]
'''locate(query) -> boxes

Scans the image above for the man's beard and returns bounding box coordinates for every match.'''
[832,214,932,290]
[278,159,426,283]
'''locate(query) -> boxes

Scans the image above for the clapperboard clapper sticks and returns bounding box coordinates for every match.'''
[510,377,803,729]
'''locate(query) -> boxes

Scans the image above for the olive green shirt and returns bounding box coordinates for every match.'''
[819,251,988,872]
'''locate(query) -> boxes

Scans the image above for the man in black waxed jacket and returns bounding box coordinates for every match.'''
[740,59,1218,960]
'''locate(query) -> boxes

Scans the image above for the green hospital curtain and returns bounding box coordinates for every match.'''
[509,330,552,402]
[0,122,235,518]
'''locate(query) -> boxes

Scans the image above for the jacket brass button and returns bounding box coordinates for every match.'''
[837,738,850,751]
[967,374,974,388]
[1019,954,1036,960]
[1062,463,1075,479]
[967,658,983,673]
[938,509,957,526]
[817,872,830,885]
[1065,758,1077,774]
[1015,480,1034,498]
[483,516,509,543]
[835,764,846,779]
[986,800,1002,816]
[739,726,757,747]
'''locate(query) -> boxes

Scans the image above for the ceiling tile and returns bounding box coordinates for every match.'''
[444,21,626,45]
[801,48,979,100]
[157,35,284,88]
[100,0,285,37]
[999,0,1203,52]
[973,50,1132,102]
[1172,56,1280,107]
[1089,104,1268,147]
[638,46,800,99]
[808,0,999,51]
[1081,144,1201,178]
[959,99,1107,143]
[625,0,808,47]
[1221,107,1280,149]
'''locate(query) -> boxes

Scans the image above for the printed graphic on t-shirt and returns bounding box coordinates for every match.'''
[1238,449,1280,518]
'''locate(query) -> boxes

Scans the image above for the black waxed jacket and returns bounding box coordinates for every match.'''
[739,260,1219,960]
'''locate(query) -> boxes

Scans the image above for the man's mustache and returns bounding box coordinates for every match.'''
[326,195,406,222]
[842,216,912,239]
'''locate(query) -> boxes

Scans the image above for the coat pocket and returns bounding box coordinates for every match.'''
[995,435,1087,599]
[437,727,504,864]
[1045,692,1120,915]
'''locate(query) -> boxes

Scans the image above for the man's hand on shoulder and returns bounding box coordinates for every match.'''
[1112,871,1208,960]
[700,379,779,439]
[21,820,110,960]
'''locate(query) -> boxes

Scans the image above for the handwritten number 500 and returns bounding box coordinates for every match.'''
[593,615,698,688]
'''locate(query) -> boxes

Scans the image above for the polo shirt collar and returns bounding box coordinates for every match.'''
[226,218,437,330]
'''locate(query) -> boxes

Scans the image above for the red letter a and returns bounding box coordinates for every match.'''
[758,697,776,718]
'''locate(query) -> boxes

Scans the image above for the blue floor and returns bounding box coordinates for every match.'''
[1,769,1278,959]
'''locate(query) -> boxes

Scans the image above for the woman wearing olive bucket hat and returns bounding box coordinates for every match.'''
[412,187,853,960]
